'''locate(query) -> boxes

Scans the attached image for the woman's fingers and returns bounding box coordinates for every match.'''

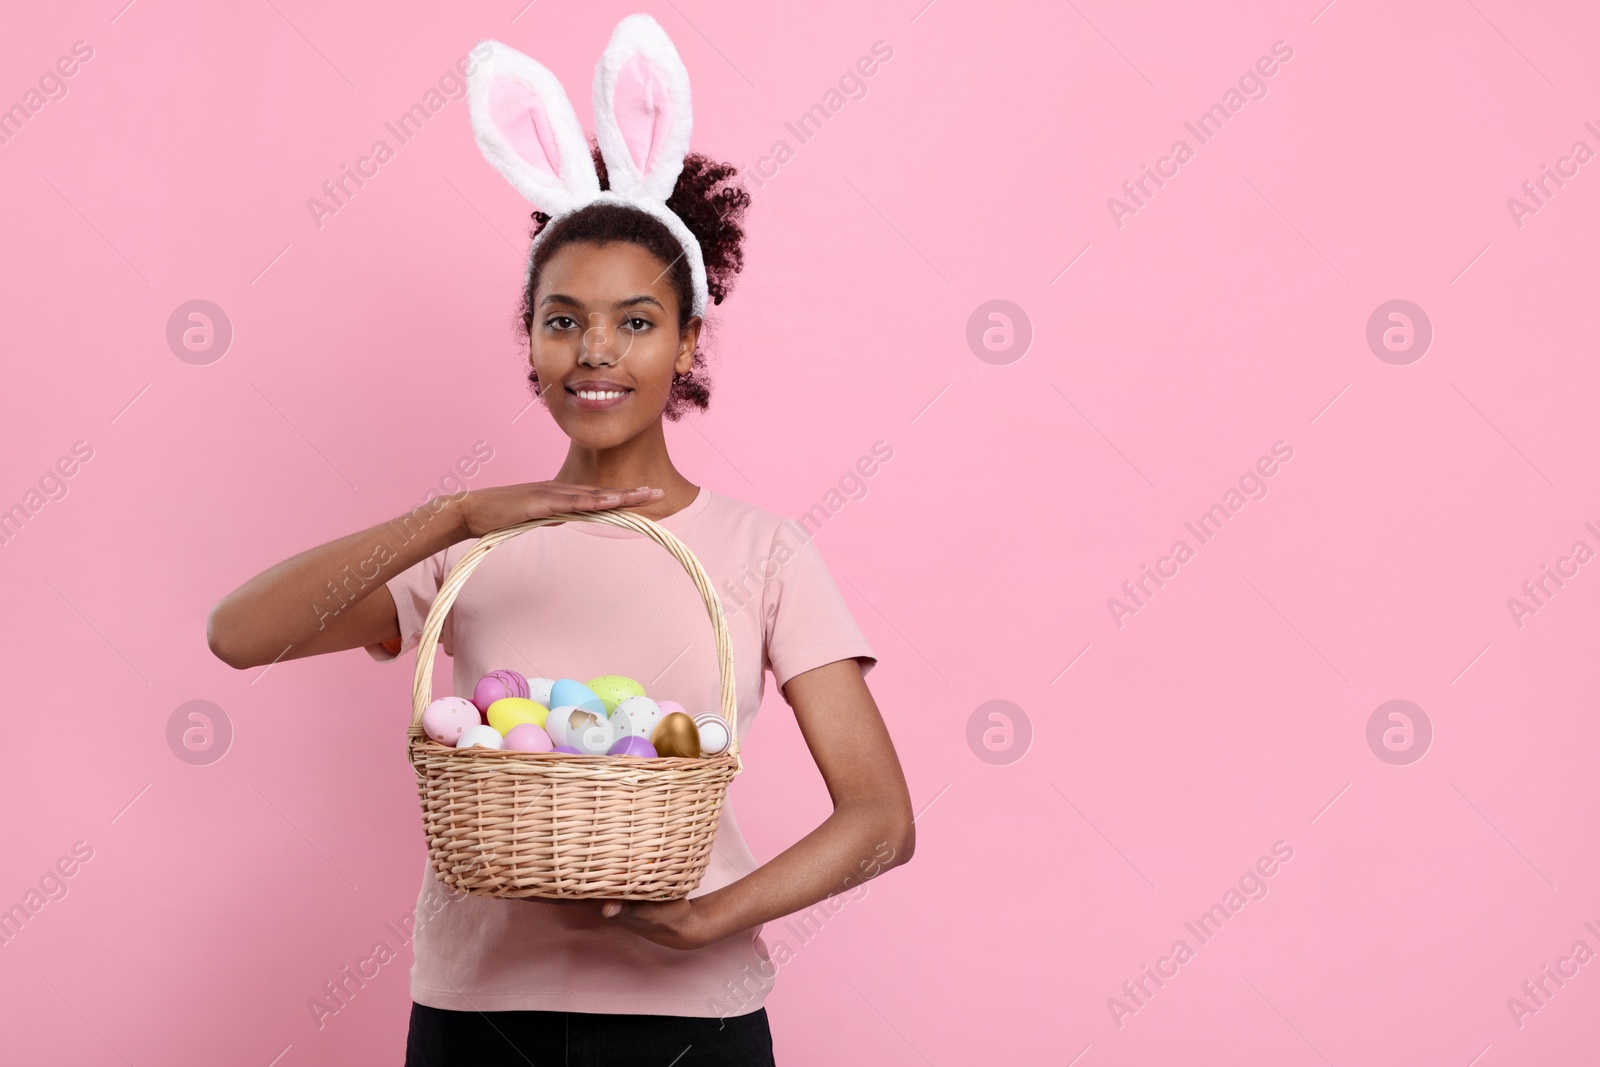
[551,486,661,510]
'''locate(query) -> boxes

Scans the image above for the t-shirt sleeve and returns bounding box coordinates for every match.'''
[364,546,453,663]
[761,519,877,689]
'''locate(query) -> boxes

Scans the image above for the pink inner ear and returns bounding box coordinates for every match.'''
[489,78,561,178]
[613,53,670,176]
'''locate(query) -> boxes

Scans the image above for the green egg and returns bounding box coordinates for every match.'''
[586,675,647,714]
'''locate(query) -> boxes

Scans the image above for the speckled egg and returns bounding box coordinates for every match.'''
[611,696,662,742]
[422,697,481,746]
[456,724,505,750]
[587,675,647,713]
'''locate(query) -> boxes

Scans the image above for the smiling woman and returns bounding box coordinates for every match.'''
[520,147,750,422]
[208,15,913,1066]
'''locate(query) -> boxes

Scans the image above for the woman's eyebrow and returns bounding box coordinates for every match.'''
[538,293,666,311]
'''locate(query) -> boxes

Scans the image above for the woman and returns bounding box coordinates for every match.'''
[207,19,914,1064]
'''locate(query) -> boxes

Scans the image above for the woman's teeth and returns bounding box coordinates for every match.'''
[576,389,626,400]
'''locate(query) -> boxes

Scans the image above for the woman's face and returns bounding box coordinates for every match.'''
[529,239,700,450]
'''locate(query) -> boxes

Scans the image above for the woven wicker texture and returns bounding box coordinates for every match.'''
[406,509,742,900]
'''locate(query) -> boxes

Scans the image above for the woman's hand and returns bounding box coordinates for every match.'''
[454,481,663,538]
[537,896,715,951]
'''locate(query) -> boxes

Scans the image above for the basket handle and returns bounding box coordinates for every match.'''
[405,509,741,769]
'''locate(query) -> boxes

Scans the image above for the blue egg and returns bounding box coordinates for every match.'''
[549,678,605,715]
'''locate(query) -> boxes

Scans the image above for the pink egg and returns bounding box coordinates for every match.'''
[422,697,481,746]
[503,723,554,752]
[472,669,530,714]
[657,700,686,717]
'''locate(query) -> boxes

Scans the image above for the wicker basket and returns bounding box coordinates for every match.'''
[405,509,743,900]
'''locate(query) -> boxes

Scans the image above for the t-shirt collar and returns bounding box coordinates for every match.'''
[562,484,711,538]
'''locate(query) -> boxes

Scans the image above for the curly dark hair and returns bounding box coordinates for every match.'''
[518,143,751,420]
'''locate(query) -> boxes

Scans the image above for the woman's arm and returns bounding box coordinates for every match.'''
[591,657,915,948]
[206,483,663,669]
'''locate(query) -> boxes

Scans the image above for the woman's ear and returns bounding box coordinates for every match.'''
[675,319,701,374]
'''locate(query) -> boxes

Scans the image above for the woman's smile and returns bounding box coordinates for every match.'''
[565,377,635,411]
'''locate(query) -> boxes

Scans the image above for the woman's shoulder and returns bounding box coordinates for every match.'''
[695,488,806,549]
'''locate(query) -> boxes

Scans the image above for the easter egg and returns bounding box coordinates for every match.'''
[503,723,554,752]
[611,696,662,742]
[543,705,582,747]
[472,669,529,714]
[456,724,505,750]
[651,712,701,759]
[525,677,555,707]
[486,697,548,734]
[693,713,731,756]
[566,708,616,754]
[657,700,686,717]
[422,697,481,746]
[587,675,646,713]
[607,735,657,758]
[550,745,581,755]
[549,679,605,716]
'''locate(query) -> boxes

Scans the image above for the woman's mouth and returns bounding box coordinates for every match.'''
[566,381,633,410]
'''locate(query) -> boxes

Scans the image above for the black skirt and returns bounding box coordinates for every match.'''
[404,1001,777,1066]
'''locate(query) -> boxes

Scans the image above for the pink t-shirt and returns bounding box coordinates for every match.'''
[366,486,876,1017]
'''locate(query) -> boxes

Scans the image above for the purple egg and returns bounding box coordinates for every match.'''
[472,669,529,714]
[550,745,582,755]
[607,735,657,759]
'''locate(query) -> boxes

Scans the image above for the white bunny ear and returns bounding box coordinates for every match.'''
[467,39,600,214]
[591,14,693,203]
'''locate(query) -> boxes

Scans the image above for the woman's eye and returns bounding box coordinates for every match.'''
[623,317,652,331]
[545,315,577,330]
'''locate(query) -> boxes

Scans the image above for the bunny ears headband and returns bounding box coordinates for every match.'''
[466,14,709,319]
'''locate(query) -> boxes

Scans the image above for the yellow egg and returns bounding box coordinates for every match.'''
[650,712,701,759]
[586,675,647,713]
[486,697,548,735]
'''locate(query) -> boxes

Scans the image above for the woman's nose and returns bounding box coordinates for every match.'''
[579,314,618,365]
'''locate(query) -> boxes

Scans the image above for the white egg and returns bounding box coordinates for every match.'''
[567,709,616,755]
[612,696,662,741]
[525,676,555,707]
[544,705,588,747]
[694,713,731,756]
[456,724,505,750]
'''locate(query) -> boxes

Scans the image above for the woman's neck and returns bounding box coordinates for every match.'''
[554,426,699,520]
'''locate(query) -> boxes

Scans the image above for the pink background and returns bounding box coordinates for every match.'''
[3,0,1598,1063]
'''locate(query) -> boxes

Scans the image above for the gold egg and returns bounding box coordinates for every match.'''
[650,712,701,758]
